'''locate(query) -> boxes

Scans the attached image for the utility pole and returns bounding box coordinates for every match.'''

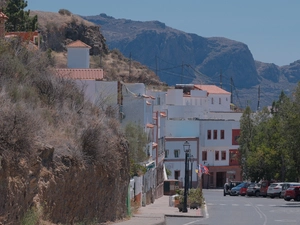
[220,69,222,88]
[155,55,158,77]
[181,61,184,84]
[129,52,132,77]
[230,77,233,104]
[257,85,261,111]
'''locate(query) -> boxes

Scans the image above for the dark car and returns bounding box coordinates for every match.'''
[284,186,300,201]
[246,183,261,197]
[230,182,248,196]
[224,181,243,196]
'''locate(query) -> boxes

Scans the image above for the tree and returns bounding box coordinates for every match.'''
[3,0,37,32]
[238,106,254,179]
[124,122,148,177]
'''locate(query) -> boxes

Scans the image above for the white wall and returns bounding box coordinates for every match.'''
[165,139,198,186]
[165,120,200,137]
[207,94,231,112]
[67,48,90,68]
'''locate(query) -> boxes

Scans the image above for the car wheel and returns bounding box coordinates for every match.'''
[284,198,291,201]
[255,191,260,197]
[270,196,275,199]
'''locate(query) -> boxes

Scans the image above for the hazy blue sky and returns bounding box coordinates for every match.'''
[28,0,299,66]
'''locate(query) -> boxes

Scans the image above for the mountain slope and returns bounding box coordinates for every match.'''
[83,13,300,109]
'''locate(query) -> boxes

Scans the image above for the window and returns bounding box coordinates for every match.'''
[207,130,211,140]
[219,98,221,104]
[215,151,219,160]
[213,130,217,139]
[157,97,160,105]
[175,170,180,180]
[211,98,214,104]
[174,149,180,158]
[221,130,225,139]
[165,150,169,158]
[202,151,207,161]
[221,151,226,160]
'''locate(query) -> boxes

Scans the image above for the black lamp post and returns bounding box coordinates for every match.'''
[189,155,195,189]
[182,140,190,213]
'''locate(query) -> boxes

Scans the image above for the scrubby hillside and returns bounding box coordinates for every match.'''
[31,10,164,87]
[0,38,129,224]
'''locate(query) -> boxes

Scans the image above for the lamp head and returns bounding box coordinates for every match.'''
[183,140,190,153]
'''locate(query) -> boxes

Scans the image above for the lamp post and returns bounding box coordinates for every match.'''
[182,140,190,213]
[189,155,195,189]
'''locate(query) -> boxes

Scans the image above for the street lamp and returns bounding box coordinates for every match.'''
[189,155,195,189]
[182,140,190,213]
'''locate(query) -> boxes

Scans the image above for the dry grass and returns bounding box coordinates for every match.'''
[31,10,95,29]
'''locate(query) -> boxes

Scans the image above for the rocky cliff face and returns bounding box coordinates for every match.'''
[83,14,300,108]
[31,11,108,55]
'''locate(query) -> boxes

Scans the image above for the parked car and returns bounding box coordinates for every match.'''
[239,182,250,196]
[267,182,284,198]
[280,182,300,198]
[259,180,270,197]
[230,182,248,196]
[246,183,261,197]
[223,181,243,196]
[284,186,300,201]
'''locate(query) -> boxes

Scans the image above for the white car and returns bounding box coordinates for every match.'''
[267,182,284,198]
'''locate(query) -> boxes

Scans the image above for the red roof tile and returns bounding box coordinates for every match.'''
[146,123,154,128]
[6,31,39,42]
[194,85,230,94]
[66,40,91,49]
[55,68,103,80]
[0,12,8,20]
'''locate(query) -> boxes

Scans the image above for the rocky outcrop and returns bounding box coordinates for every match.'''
[0,140,130,224]
[31,11,109,55]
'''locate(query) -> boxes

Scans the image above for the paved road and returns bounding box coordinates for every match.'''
[166,189,300,225]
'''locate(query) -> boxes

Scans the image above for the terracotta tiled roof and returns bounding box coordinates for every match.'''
[194,84,230,94]
[160,112,167,117]
[66,40,91,49]
[6,31,38,42]
[0,12,8,20]
[146,123,154,128]
[55,68,103,80]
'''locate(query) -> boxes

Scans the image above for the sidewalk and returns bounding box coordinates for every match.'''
[110,195,203,225]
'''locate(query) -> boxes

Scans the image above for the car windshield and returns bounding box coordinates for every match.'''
[270,183,278,187]
[236,183,245,188]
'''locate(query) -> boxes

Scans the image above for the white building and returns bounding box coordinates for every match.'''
[147,84,242,188]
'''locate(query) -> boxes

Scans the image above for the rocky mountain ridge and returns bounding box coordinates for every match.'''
[83,13,300,109]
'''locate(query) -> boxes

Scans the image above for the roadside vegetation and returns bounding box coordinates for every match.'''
[239,86,300,182]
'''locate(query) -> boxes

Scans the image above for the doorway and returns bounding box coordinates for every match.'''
[216,172,226,188]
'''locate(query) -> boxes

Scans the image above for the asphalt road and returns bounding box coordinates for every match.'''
[166,189,300,225]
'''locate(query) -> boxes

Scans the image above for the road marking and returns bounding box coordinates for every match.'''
[275,219,297,223]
